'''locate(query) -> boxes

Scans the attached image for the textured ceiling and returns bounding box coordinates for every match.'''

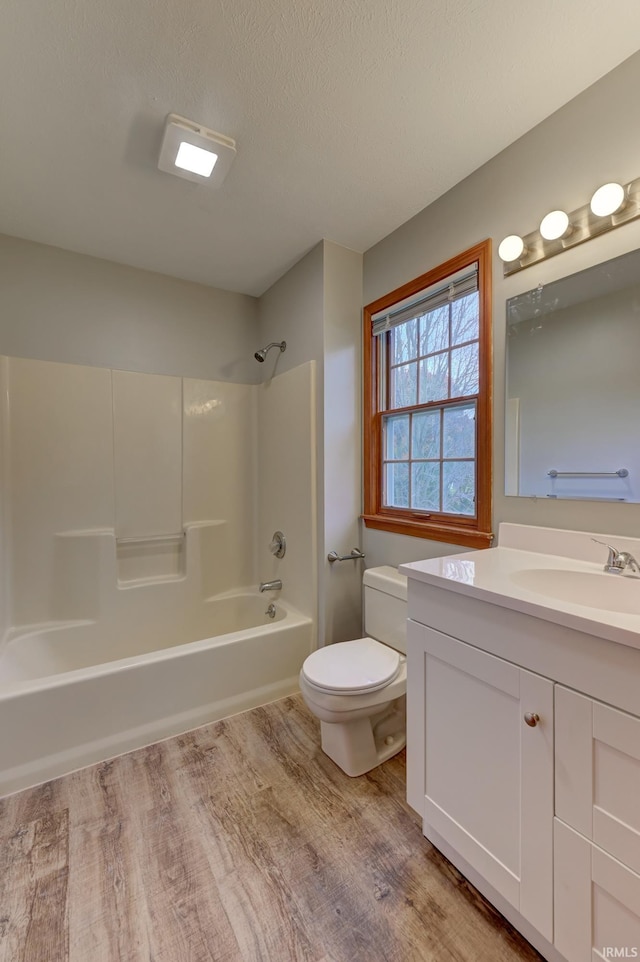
[2,1,640,295]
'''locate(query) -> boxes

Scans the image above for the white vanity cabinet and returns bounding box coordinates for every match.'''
[554,687,640,961]
[408,622,554,940]
[403,529,640,962]
[554,820,640,962]
[555,686,640,876]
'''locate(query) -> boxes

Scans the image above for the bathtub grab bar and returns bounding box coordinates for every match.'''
[116,532,185,544]
[328,548,365,563]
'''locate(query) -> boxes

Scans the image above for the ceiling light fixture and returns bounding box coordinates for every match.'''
[498,175,640,276]
[158,113,236,186]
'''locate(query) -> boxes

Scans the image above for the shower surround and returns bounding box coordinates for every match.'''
[0,355,317,794]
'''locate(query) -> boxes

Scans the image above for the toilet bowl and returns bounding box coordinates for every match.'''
[299,566,407,777]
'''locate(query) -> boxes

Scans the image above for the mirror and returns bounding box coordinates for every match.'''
[505,247,640,502]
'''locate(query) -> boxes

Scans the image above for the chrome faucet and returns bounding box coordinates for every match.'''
[592,538,640,574]
[259,579,282,592]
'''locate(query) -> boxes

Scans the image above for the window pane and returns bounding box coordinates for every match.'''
[392,318,417,364]
[412,409,440,460]
[419,305,449,355]
[450,342,479,397]
[391,361,417,408]
[443,461,475,515]
[411,462,440,511]
[385,414,410,460]
[419,354,448,403]
[385,462,409,507]
[443,404,475,459]
[451,292,479,346]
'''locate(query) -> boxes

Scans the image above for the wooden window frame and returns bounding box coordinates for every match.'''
[362,239,493,549]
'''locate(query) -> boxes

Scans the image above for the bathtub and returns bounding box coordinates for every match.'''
[0,592,313,797]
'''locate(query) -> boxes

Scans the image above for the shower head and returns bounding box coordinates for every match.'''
[254,341,286,363]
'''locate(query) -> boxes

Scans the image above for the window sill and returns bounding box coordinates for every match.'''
[362,513,494,549]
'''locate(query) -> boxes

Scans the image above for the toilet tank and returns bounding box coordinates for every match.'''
[363,565,408,654]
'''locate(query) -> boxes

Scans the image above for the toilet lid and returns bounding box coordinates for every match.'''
[302,637,400,694]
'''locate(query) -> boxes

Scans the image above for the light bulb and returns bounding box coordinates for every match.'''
[498,235,525,262]
[539,210,570,240]
[175,142,218,177]
[590,182,625,217]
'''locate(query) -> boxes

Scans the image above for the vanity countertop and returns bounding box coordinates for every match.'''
[400,524,640,651]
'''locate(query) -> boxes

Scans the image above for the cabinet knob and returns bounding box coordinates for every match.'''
[524,712,540,727]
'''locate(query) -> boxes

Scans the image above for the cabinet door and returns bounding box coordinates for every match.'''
[556,685,640,877]
[411,624,554,939]
[555,818,640,962]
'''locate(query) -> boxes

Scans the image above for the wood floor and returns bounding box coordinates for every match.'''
[0,694,543,962]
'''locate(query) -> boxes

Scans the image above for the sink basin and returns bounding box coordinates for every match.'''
[510,568,640,615]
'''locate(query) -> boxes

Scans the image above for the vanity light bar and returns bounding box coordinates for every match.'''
[498,176,640,276]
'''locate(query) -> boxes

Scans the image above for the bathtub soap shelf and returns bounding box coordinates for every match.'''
[115,532,185,544]
[116,531,186,584]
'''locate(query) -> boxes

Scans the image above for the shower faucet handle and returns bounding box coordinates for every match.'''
[269,531,286,559]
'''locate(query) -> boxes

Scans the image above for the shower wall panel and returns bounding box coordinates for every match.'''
[183,379,256,595]
[8,357,114,627]
[256,361,317,627]
[112,370,182,540]
[3,356,257,634]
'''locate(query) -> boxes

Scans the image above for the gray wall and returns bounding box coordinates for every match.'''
[0,234,260,383]
[258,241,364,644]
[362,49,640,566]
[323,241,363,644]
[258,243,325,378]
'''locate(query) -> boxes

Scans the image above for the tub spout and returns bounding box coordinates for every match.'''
[259,579,282,592]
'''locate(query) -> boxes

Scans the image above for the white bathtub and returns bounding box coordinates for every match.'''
[0,592,313,796]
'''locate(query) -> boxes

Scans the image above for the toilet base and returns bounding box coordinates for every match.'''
[319,696,406,777]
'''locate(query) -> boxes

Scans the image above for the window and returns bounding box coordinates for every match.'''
[363,240,493,548]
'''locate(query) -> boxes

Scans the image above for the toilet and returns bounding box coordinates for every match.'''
[299,565,407,777]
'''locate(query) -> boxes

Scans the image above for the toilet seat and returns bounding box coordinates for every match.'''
[301,637,401,695]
